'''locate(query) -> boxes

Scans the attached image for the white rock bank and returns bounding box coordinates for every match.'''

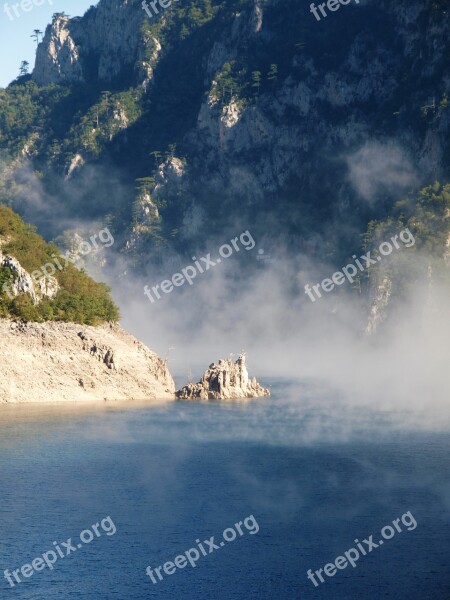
[0,320,175,403]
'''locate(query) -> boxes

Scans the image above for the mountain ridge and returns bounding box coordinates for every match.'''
[0,0,449,333]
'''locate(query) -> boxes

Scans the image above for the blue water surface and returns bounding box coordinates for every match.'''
[0,382,449,600]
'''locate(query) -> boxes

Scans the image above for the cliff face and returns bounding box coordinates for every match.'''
[0,320,175,403]
[0,249,59,304]
[0,0,446,334]
[178,0,450,217]
[28,0,450,252]
[365,275,392,336]
[33,16,83,85]
[33,2,148,85]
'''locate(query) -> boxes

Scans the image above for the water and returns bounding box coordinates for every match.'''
[0,382,449,599]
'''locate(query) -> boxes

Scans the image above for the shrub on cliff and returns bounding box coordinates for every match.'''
[0,205,120,325]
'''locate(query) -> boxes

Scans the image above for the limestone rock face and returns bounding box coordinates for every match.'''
[30,0,450,235]
[176,354,270,401]
[33,3,155,86]
[0,320,175,403]
[0,251,59,304]
[153,157,186,199]
[365,275,392,336]
[33,16,83,85]
[445,216,450,266]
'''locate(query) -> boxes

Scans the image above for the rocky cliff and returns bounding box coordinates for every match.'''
[33,2,147,86]
[0,319,175,403]
[26,0,450,255]
[0,0,448,336]
[176,353,270,400]
[0,249,59,304]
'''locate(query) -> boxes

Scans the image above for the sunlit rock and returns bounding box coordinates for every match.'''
[176,353,270,401]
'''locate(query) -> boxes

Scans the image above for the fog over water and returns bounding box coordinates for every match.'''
[2,142,449,423]
[109,248,450,421]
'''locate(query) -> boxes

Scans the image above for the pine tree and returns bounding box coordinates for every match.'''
[167,143,177,159]
[19,61,29,77]
[267,64,278,83]
[150,151,163,168]
[251,71,262,97]
[100,91,112,117]
[136,177,155,195]
[131,198,142,226]
[31,30,43,48]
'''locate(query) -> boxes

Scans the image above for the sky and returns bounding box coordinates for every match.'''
[0,0,95,87]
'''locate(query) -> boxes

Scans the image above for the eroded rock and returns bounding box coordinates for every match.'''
[176,353,270,401]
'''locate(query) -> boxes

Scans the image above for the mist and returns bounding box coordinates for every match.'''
[104,234,450,418]
[2,145,449,422]
[346,141,420,204]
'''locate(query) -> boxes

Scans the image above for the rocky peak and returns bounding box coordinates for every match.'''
[153,157,186,200]
[33,0,151,86]
[33,16,83,85]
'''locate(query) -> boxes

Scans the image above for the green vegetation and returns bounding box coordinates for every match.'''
[0,0,362,251]
[0,0,448,266]
[364,182,450,254]
[0,206,120,324]
[0,79,144,162]
[357,182,450,295]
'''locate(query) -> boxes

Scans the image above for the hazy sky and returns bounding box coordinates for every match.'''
[0,0,95,87]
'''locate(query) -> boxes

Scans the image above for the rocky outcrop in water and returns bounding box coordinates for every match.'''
[176,354,270,400]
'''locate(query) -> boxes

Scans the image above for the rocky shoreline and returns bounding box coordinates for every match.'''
[0,319,175,403]
[0,317,270,404]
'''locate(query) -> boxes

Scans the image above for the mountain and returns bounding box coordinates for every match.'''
[0,0,449,331]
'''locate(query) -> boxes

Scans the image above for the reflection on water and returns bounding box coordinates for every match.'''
[0,382,449,599]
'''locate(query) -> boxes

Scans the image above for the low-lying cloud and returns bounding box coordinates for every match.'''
[347,141,419,204]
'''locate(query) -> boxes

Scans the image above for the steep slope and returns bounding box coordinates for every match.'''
[0,0,449,332]
[0,319,175,403]
[0,206,175,403]
[33,2,147,86]
[0,0,447,255]
[363,182,450,334]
